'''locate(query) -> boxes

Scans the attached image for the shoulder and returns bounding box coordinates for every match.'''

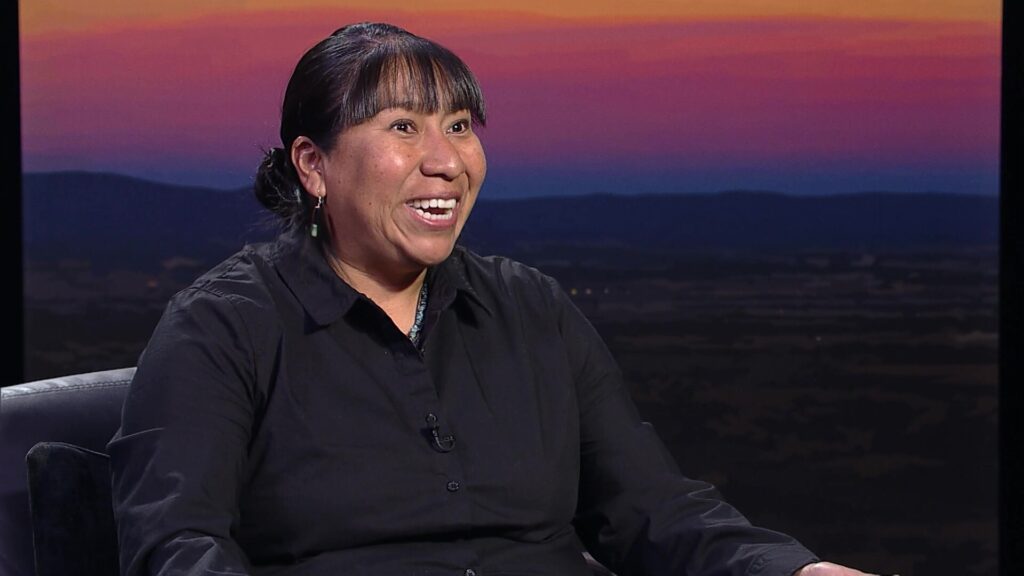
[450,245,566,312]
[449,247,614,386]
[153,239,289,354]
[136,239,295,390]
[181,240,280,303]
[162,236,291,319]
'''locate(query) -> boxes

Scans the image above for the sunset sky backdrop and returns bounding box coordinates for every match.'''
[19,1,1001,197]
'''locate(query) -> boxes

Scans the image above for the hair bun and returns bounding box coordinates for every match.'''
[253,147,304,225]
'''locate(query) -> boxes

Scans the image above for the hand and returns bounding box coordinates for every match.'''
[794,561,894,576]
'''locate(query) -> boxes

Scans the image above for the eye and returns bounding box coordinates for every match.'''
[448,119,471,134]
[391,119,416,134]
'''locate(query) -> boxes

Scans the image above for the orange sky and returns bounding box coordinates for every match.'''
[21,0,1002,36]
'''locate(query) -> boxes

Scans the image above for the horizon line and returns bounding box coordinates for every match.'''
[21,169,1000,200]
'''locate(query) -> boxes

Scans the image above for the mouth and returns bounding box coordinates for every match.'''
[407,197,458,222]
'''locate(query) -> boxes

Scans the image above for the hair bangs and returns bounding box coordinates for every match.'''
[342,39,486,129]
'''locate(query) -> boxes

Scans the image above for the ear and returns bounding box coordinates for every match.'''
[290,136,326,199]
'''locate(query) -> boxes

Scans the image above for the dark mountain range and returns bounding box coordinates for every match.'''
[24,172,272,269]
[464,189,997,253]
[24,171,998,270]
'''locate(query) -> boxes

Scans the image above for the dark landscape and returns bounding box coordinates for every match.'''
[21,172,998,575]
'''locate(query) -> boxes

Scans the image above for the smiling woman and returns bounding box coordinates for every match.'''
[255,23,487,328]
[293,107,485,334]
[292,107,485,315]
[106,22,867,576]
[254,21,485,236]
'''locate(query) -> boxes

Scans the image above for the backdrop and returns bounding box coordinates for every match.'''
[19,1,1000,574]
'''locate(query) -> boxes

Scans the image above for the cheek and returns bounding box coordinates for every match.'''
[465,144,487,183]
[381,147,415,173]
[474,151,488,180]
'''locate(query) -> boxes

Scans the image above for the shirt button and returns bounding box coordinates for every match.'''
[465,570,477,576]
[446,480,461,492]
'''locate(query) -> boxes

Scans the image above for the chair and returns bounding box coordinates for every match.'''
[0,368,134,576]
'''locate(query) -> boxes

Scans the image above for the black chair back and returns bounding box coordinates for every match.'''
[0,369,134,576]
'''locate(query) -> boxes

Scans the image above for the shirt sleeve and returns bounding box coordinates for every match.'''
[108,287,260,576]
[552,281,819,576]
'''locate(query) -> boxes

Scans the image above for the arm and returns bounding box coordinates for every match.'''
[552,282,818,576]
[108,287,261,576]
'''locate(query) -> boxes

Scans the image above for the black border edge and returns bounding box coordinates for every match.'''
[4,0,24,386]
[1,3,1016,567]
[1000,0,1020,574]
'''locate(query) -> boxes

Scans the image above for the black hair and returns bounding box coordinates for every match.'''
[253,22,486,231]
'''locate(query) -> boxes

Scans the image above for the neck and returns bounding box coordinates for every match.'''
[324,248,426,334]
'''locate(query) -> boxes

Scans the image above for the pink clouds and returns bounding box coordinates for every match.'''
[20,11,1000,187]
[467,19,999,169]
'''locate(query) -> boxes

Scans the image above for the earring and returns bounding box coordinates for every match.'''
[310,195,324,238]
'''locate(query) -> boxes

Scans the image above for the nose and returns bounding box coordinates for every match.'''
[420,128,466,181]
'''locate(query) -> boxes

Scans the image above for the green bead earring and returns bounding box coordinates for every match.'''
[310,195,324,238]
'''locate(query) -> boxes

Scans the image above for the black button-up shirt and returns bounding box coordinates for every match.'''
[109,229,817,576]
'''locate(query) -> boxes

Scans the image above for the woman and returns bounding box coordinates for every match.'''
[109,22,869,576]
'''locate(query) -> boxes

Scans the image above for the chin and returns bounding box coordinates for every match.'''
[405,240,457,269]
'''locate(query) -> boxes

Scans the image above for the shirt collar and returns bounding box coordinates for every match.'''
[435,246,494,317]
[272,229,492,328]
[271,228,359,327]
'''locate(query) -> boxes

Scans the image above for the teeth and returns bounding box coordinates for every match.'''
[408,197,457,221]
[412,207,455,221]
[408,198,458,221]
[409,198,457,209]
